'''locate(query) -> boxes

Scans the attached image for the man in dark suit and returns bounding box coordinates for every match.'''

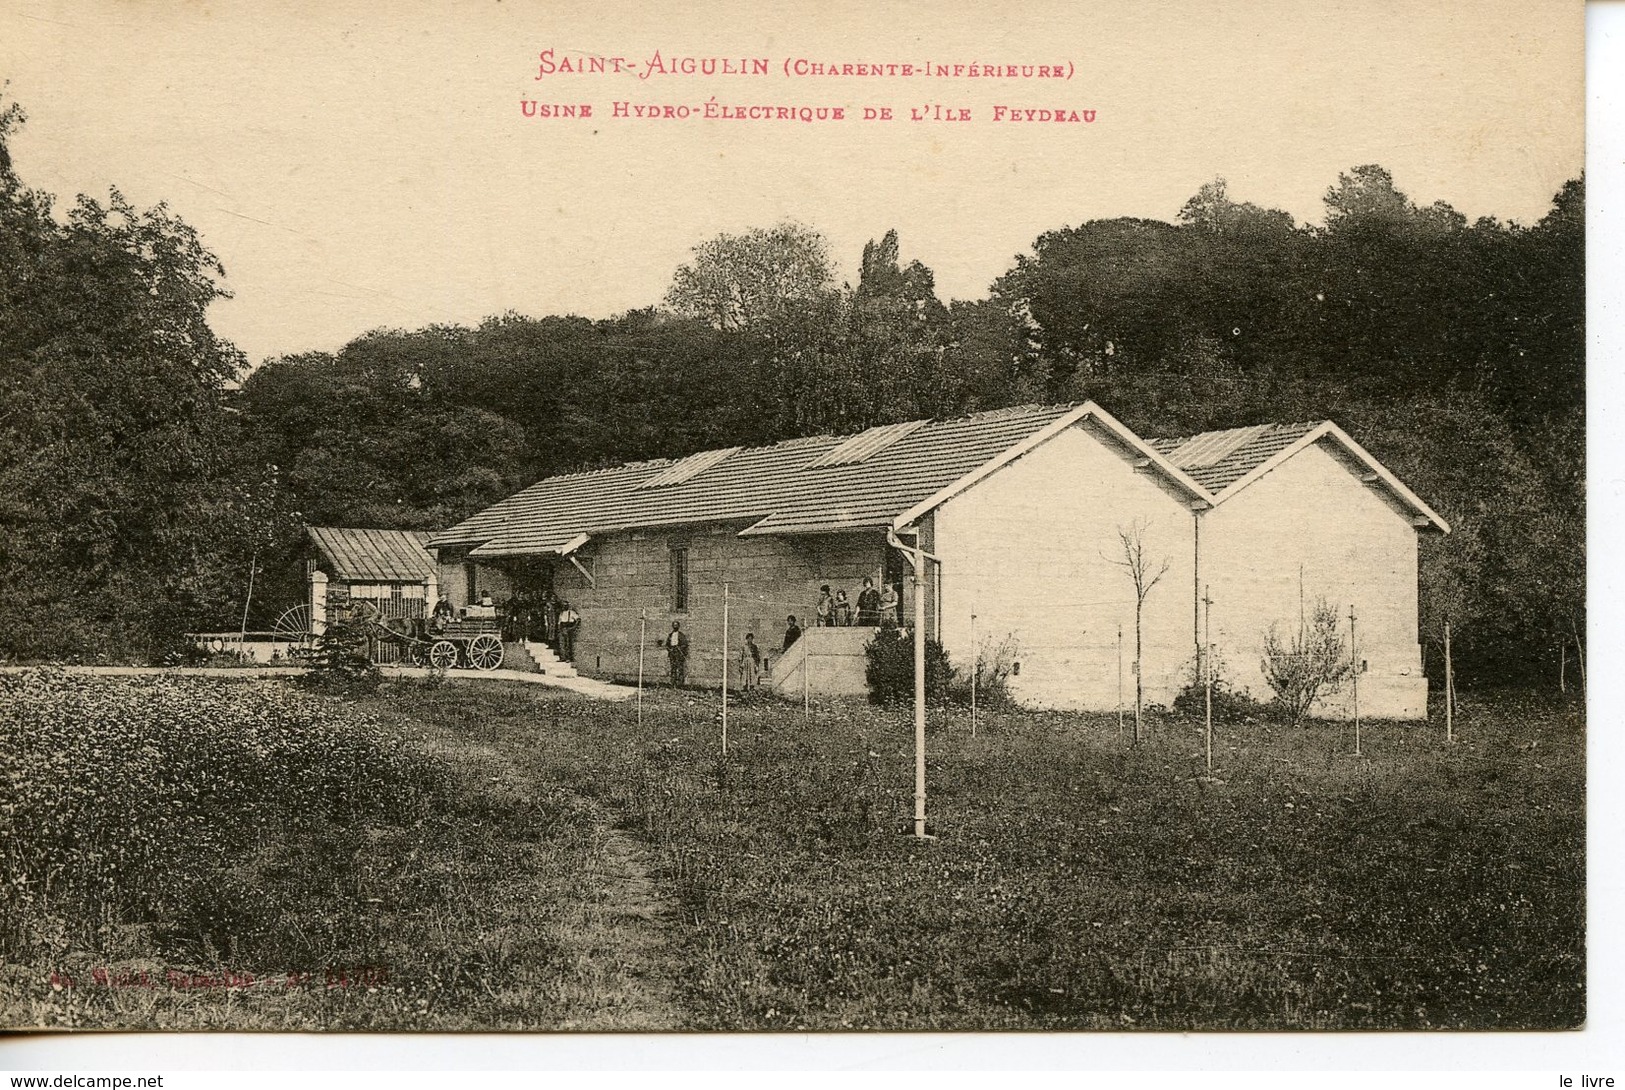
[665,620,689,686]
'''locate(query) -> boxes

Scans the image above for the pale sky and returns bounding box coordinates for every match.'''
[0,0,1585,368]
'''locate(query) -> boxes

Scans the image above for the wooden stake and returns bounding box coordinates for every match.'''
[238,553,259,654]
[1444,620,1454,744]
[636,609,646,727]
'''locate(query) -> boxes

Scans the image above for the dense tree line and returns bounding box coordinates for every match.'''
[0,103,291,659]
[0,99,1582,684]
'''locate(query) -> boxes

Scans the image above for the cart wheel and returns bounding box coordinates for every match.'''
[427,640,459,670]
[467,634,504,671]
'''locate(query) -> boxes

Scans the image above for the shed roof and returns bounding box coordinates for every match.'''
[428,402,1208,557]
[306,526,438,582]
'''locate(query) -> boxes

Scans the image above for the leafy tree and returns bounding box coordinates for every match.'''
[0,101,270,659]
[844,229,951,424]
[665,221,838,333]
[939,299,1048,412]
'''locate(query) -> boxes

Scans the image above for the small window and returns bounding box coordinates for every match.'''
[464,562,478,604]
[670,544,690,613]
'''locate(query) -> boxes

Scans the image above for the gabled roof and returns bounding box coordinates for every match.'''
[428,403,1211,556]
[1148,421,1450,532]
[1147,422,1324,493]
[306,527,438,582]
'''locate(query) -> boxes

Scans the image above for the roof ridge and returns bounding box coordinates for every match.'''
[1148,419,1327,445]
[502,405,1084,489]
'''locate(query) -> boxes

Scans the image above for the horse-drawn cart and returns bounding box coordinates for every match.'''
[407,618,505,670]
[270,603,506,670]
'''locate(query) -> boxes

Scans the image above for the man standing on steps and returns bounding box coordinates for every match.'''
[557,600,580,662]
[665,620,689,687]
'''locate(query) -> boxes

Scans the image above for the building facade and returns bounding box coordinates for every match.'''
[428,404,1448,718]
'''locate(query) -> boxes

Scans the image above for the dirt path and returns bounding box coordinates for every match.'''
[570,820,686,1030]
[404,717,684,1029]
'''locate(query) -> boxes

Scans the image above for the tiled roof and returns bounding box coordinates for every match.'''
[1146,421,1324,494]
[306,526,437,583]
[429,404,1092,554]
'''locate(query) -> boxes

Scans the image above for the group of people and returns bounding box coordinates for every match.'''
[656,574,903,690]
[814,577,902,628]
[660,619,765,690]
[500,590,581,661]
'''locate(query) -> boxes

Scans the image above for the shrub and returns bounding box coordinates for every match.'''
[296,615,381,696]
[1261,598,1352,726]
[864,621,956,705]
[1171,647,1271,721]
[951,633,1021,707]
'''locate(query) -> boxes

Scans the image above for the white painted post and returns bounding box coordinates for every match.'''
[309,569,328,637]
[1350,604,1361,757]
[1203,585,1213,773]
[1116,624,1124,741]
[934,562,942,642]
[970,611,978,740]
[913,539,927,838]
[802,636,810,721]
[721,582,730,757]
[637,609,646,728]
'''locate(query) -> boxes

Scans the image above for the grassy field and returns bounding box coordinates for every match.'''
[0,670,1584,1030]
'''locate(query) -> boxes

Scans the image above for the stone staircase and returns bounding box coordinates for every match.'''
[519,639,578,678]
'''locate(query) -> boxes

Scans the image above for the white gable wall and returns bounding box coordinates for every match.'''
[1199,437,1427,719]
[933,419,1197,711]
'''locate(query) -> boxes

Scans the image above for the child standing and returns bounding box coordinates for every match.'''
[739,632,763,690]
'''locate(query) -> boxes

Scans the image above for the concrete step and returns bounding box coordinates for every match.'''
[501,641,544,674]
[522,639,579,678]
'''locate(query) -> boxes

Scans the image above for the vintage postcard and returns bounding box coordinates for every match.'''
[0,0,1590,1051]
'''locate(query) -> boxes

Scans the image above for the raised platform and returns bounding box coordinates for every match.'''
[768,625,877,698]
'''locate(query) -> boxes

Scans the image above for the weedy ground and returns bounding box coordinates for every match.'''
[0,670,1583,1030]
